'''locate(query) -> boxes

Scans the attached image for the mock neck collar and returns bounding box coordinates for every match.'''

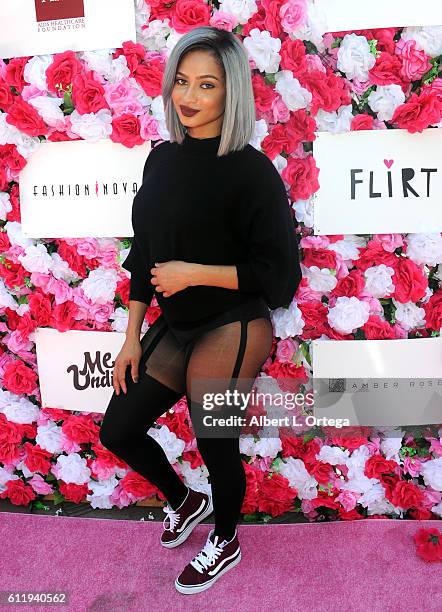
[182,131,222,155]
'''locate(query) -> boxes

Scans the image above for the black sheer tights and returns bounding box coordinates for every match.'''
[99,313,273,541]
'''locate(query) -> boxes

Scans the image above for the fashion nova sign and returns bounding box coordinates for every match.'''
[313,128,442,235]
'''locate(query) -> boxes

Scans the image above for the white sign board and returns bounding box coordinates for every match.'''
[0,0,136,59]
[315,0,442,32]
[313,128,442,235]
[35,327,134,413]
[20,139,150,238]
[312,337,442,426]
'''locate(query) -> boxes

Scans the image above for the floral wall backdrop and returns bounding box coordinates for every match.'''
[1,0,442,521]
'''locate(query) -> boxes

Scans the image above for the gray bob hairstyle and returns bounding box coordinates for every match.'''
[162,26,256,157]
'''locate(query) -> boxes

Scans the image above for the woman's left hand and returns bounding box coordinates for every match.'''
[150,260,195,297]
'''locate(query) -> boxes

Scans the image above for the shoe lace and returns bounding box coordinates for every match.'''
[190,536,225,573]
[162,505,180,532]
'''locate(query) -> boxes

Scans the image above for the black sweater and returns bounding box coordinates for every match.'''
[122,132,302,326]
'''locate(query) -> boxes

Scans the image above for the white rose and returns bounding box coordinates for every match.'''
[368,84,405,122]
[315,105,354,133]
[54,453,91,485]
[23,55,52,90]
[35,421,63,454]
[303,265,338,292]
[3,396,40,424]
[277,457,318,499]
[275,70,312,111]
[147,425,185,463]
[81,267,119,305]
[271,301,305,339]
[18,243,53,274]
[327,296,370,334]
[69,108,113,142]
[243,28,281,73]
[0,192,12,221]
[421,457,442,491]
[328,235,365,261]
[27,96,66,129]
[316,445,350,465]
[364,264,395,299]
[219,0,258,24]
[401,25,442,58]
[405,233,442,267]
[393,300,426,330]
[337,33,376,81]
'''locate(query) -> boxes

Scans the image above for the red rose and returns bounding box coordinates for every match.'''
[46,50,83,95]
[4,57,31,93]
[369,52,405,87]
[23,442,52,475]
[71,71,108,115]
[181,449,205,469]
[51,300,79,333]
[362,315,396,340]
[283,154,320,200]
[62,414,100,445]
[59,481,90,503]
[392,257,427,303]
[299,68,351,115]
[351,113,374,130]
[257,472,297,516]
[0,479,36,505]
[413,527,442,562]
[5,97,47,137]
[338,508,364,520]
[332,270,365,298]
[134,59,164,97]
[364,454,399,479]
[0,79,14,111]
[0,413,22,463]
[115,41,146,76]
[423,290,442,331]
[303,247,337,269]
[252,73,278,113]
[241,462,265,514]
[110,113,144,148]
[305,459,332,484]
[120,470,159,499]
[28,292,52,327]
[170,0,211,34]
[297,301,328,339]
[391,90,442,133]
[356,241,397,272]
[158,410,194,444]
[280,38,308,78]
[3,360,37,395]
[386,480,424,509]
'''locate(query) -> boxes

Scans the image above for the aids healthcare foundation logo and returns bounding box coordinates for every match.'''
[34,0,85,32]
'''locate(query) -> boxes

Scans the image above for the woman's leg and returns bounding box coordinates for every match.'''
[184,317,273,541]
[99,315,189,509]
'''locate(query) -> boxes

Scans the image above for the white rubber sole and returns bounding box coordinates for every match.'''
[175,551,242,594]
[160,495,214,549]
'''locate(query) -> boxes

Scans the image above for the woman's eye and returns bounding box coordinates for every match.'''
[174,78,213,89]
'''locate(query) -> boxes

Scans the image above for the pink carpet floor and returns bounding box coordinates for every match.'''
[1,513,441,612]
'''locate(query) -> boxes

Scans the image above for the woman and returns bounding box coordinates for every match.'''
[100,25,302,595]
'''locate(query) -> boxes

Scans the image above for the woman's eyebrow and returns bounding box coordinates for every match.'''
[176,71,220,81]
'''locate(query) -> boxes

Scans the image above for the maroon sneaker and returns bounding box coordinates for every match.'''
[175,528,241,594]
[161,488,213,548]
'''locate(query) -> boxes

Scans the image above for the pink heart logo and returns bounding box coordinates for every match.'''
[384,159,394,169]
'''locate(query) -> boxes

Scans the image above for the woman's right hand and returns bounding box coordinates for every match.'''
[113,337,142,395]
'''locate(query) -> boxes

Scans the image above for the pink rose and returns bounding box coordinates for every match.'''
[279,0,307,33]
[395,38,432,82]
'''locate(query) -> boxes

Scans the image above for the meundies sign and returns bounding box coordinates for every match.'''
[312,337,442,427]
[0,0,135,59]
[313,128,442,235]
[314,0,442,31]
[34,328,144,413]
[20,139,150,238]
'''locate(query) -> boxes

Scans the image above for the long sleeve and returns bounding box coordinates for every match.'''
[121,235,153,305]
[234,155,302,310]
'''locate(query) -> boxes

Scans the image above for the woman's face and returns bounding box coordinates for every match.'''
[172,50,226,138]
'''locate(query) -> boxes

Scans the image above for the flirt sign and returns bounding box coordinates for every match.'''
[313,128,442,235]
[315,0,442,31]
